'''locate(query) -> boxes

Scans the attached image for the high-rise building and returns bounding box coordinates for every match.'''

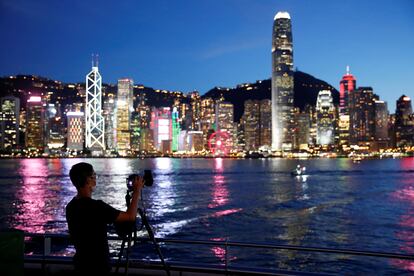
[116,78,134,156]
[272,11,294,151]
[349,87,376,144]
[150,107,172,152]
[25,96,45,153]
[0,96,20,152]
[395,95,414,147]
[316,90,335,146]
[172,107,180,152]
[200,98,215,149]
[338,66,356,148]
[190,91,201,131]
[85,59,105,154]
[46,103,65,150]
[215,101,234,152]
[242,100,271,151]
[374,100,389,149]
[67,111,84,151]
[103,92,116,150]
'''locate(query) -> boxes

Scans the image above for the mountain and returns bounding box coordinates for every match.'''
[203,71,339,122]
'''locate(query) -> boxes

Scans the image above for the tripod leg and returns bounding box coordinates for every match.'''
[138,209,170,276]
[124,234,132,276]
[116,239,126,274]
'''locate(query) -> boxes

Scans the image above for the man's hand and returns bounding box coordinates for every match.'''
[132,175,144,193]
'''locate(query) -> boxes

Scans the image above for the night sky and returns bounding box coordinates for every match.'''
[1,0,413,111]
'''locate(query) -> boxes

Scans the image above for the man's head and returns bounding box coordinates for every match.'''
[69,162,96,192]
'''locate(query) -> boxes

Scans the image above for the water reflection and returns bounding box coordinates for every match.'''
[391,158,414,271]
[15,159,59,233]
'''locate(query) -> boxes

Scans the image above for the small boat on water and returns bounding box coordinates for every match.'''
[291,165,306,176]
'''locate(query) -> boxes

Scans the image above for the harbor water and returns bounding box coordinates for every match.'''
[1,157,414,274]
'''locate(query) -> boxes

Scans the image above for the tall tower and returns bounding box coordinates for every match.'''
[85,56,105,154]
[272,11,294,151]
[338,66,356,149]
[316,90,335,146]
[116,78,134,156]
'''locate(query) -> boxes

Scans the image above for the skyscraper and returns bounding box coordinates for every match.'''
[272,11,294,151]
[395,95,414,147]
[316,90,335,146]
[0,96,20,152]
[116,78,134,156]
[26,96,45,153]
[338,66,356,148]
[349,87,376,144]
[85,58,105,154]
[67,111,84,151]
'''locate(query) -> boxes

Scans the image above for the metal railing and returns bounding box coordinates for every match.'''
[23,233,414,275]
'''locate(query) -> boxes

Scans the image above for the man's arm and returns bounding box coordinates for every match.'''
[115,176,144,222]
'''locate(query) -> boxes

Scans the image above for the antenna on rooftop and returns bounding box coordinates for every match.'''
[96,54,99,68]
[346,65,350,75]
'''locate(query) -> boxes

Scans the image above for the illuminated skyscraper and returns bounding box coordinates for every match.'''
[116,78,134,156]
[215,101,234,151]
[200,98,215,149]
[272,11,294,151]
[374,100,389,149]
[338,66,356,148]
[67,111,84,151]
[316,90,335,146]
[395,95,414,147]
[103,92,116,150]
[150,107,172,152]
[26,96,45,152]
[349,87,376,144]
[85,58,105,154]
[0,96,20,151]
[243,99,272,151]
[172,107,180,151]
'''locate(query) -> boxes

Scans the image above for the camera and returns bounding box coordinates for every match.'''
[126,169,153,190]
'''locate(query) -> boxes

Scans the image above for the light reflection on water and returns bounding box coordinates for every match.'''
[1,157,414,273]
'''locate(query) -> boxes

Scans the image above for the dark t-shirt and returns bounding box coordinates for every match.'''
[66,197,120,273]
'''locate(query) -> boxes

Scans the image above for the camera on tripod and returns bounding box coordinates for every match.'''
[126,169,153,190]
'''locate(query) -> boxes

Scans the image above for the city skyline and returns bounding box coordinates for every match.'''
[0,0,413,112]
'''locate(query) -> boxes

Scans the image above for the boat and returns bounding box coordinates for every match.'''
[291,165,306,176]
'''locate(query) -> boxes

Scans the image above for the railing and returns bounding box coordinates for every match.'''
[23,233,414,275]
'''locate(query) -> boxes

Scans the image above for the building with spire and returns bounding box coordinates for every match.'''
[85,55,105,155]
[338,66,356,150]
[271,11,294,151]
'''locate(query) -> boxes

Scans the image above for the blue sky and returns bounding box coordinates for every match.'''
[0,0,413,111]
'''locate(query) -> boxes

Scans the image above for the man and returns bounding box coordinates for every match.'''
[66,162,144,275]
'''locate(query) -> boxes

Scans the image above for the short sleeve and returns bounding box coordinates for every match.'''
[96,200,121,224]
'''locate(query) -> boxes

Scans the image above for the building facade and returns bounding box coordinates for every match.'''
[0,96,20,152]
[271,11,294,151]
[316,90,335,146]
[116,78,134,156]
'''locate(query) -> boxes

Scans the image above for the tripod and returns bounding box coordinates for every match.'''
[115,190,170,276]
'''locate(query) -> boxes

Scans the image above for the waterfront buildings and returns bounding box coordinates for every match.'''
[103,92,116,151]
[85,60,105,154]
[316,90,335,146]
[272,11,294,151]
[349,87,376,144]
[0,96,20,152]
[116,78,134,156]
